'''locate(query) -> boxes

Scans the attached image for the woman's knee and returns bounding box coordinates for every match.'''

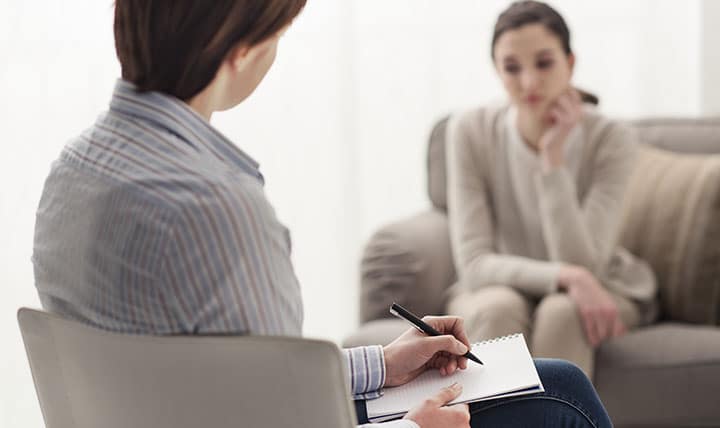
[534,293,580,327]
[534,358,595,399]
[450,285,529,321]
[534,359,612,427]
[449,285,531,340]
[469,359,612,428]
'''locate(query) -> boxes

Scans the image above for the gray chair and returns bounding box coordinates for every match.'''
[346,115,720,428]
[18,308,356,428]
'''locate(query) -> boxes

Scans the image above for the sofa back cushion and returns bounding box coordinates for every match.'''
[619,146,720,324]
[632,117,720,154]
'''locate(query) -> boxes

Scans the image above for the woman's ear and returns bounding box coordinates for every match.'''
[568,53,576,74]
[228,44,252,72]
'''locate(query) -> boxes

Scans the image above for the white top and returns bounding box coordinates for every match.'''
[505,106,585,260]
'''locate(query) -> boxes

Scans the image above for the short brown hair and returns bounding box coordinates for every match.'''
[114,0,306,101]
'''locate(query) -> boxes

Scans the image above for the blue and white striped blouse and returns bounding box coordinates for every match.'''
[32,80,411,426]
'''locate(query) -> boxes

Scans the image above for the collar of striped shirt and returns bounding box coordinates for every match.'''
[108,79,264,184]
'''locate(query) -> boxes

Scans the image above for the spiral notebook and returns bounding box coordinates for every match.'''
[367,333,543,422]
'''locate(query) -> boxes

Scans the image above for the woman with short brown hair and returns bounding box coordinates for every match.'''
[33,2,613,427]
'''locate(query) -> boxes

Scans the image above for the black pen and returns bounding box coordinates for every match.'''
[390,302,483,365]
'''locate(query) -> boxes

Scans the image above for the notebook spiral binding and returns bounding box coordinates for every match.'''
[473,333,522,346]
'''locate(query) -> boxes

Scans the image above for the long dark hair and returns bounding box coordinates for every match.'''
[114,0,306,101]
[491,1,599,105]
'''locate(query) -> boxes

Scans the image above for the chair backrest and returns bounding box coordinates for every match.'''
[18,308,356,428]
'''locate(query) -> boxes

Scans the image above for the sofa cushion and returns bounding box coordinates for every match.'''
[619,146,720,324]
[631,117,720,155]
[595,323,720,427]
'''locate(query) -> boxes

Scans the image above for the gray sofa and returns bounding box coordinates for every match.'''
[344,115,720,427]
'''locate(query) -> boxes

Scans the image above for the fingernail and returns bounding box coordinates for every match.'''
[450,382,461,390]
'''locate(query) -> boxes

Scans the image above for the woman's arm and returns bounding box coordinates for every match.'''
[536,121,638,275]
[446,111,562,297]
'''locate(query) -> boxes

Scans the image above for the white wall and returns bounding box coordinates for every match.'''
[1,3,119,426]
[0,1,713,426]
[701,0,720,114]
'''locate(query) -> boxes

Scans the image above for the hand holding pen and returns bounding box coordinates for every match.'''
[391,303,483,365]
[382,302,480,387]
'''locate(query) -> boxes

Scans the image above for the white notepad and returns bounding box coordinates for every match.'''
[367,333,543,422]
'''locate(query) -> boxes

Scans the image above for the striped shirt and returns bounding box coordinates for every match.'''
[33,80,406,424]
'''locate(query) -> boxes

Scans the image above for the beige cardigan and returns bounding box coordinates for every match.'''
[446,104,657,310]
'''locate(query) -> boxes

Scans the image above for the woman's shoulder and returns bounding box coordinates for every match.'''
[580,107,636,145]
[448,102,510,145]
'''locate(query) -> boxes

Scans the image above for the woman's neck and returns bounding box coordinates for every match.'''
[516,108,545,151]
[188,90,214,122]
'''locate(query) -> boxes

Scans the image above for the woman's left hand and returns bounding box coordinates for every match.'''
[558,265,627,347]
[539,88,584,171]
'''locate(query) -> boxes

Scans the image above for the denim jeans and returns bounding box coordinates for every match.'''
[356,358,613,428]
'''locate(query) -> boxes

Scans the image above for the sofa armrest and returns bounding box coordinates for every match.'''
[359,209,455,322]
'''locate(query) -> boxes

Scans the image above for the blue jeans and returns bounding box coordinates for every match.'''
[355,359,613,428]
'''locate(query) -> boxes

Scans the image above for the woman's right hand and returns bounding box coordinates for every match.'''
[404,382,471,428]
[557,266,626,347]
[538,88,584,171]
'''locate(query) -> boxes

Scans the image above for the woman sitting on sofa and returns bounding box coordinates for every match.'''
[446,0,658,379]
